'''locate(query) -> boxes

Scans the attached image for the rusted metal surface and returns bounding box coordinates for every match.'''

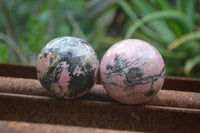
[0,63,37,79]
[163,76,200,92]
[0,64,200,132]
[150,90,200,109]
[84,86,200,110]
[0,92,200,114]
[0,76,200,110]
[1,63,200,92]
[0,76,50,96]
[0,93,199,133]
[0,121,141,133]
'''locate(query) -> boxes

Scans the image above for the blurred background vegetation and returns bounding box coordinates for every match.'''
[0,0,200,77]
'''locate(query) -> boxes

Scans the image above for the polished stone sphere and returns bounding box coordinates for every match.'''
[36,37,99,99]
[100,39,165,104]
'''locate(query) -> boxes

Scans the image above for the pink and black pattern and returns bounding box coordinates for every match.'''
[100,39,165,105]
[36,37,99,99]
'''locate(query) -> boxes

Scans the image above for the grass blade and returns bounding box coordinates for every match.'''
[0,33,27,64]
[176,0,195,19]
[125,10,193,39]
[118,0,174,43]
[153,0,172,10]
[132,0,177,42]
[184,54,200,75]
[117,0,137,21]
[65,10,86,40]
[86,0,115,20]
[168,31,200,50]
[132,0,155,15]
[49,0,57,38]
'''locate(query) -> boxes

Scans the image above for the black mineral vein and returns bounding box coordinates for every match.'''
[38,46,96,98]
[102,54,165,98]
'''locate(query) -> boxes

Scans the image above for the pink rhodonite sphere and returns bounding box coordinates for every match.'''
[100,39,165,104]
[36,37,99,99]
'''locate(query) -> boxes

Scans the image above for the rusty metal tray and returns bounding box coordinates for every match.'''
[0,63,199,133]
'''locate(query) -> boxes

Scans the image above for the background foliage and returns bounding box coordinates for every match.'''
[0,0,200,77]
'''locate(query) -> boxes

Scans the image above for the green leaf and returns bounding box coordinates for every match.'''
[86,0,115,20]
[0,43,9,63]
[131,0,177,42]
[118,1,174,43]
[168,31,200,50]
[184,55,200,75]
[117,0,137,21]
[65,10,87,40]
[132,0,155,15]
[153,0,172,10]
[125,10,193,39]
[176,0,195,19]
[0,33,27,64]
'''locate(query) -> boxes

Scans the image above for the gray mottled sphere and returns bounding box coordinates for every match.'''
[36,37,99,99]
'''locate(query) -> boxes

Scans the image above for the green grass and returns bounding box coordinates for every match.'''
[0,0,200,77]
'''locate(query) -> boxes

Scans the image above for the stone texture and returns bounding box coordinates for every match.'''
[36,37,99,99]
[100,39,165,104]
